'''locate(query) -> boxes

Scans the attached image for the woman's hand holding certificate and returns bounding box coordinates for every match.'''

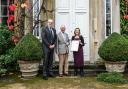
[71,40,80,51]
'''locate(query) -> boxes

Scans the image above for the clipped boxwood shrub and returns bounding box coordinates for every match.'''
[123,34,128,39]
[13,33,43,61]
[97,72,127,84]
[98,32,128,61]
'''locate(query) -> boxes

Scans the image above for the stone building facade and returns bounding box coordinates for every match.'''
[34,0,120,63]
[0,0,120,63]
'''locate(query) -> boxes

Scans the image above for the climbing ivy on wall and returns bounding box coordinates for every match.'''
[120,0,128,35]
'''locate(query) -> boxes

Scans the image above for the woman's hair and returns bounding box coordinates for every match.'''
[74,28,80,36]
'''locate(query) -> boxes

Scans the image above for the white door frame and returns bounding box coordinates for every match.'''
[55,0,90,61]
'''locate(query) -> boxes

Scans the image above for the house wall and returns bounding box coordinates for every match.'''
[40,0,120,63]
[40,0,55,26]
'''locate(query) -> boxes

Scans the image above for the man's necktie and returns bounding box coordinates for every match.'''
[49,28,54,43]
[50,28,54,38]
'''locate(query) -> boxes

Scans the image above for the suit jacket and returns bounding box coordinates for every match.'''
[56,32,70,54]
[41,26,57,52]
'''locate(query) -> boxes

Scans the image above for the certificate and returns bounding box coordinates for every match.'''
[71,40,79,51]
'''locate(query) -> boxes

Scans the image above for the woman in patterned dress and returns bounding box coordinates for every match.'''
[72,28,85,77]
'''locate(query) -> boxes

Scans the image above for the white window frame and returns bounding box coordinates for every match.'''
[33,0,41,39]
[105,0,113,38]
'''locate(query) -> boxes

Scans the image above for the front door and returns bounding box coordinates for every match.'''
[55,0,90,61]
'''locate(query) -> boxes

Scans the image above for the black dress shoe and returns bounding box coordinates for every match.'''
[74,72,78,76]
[48,74,55,77]
[80,67,84,77]
[74,68,78,76]
[80,72,85,77]
[59,74,63,77]
[64,73,69,76]
[42,76,48,80]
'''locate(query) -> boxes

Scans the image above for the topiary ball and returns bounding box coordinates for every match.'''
[98,32,128,61]
[13,33,43,61]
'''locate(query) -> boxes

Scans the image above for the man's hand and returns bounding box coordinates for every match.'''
[65,42,69,46]
[49,44,55,49]
[51,44,55,48]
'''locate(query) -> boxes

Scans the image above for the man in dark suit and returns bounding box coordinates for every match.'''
[41,19,57,80]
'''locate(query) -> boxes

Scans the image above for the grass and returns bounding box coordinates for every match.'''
[0,74,128,89]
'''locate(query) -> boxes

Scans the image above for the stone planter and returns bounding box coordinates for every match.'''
[105,61,127,72]
[18,60,40,79]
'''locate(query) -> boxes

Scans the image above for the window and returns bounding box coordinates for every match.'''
[33,0,41,39]
[105,0,112,37]
[0,0,13,25]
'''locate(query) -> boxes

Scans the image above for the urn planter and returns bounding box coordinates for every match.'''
[18,60,40,79]
[105,61,127,72]
[98,33,128,72]
[12,33,43,79]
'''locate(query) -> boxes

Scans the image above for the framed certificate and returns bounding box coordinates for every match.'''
[71,40,79,51]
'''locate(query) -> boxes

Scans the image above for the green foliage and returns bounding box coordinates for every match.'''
[123,34,128,39]
[13,33,43,61]
[98,32,128,61]
[120,0,128,35]
[0,24,15,55]
[0,69,7,74]
[97,72,127,84]
[0,49,18,74]
[0,24,17,75]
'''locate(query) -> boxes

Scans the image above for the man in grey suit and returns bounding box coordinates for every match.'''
[41,19,57,80]
[57,25,70,77]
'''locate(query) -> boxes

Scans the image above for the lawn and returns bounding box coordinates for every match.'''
[0,75,128,89]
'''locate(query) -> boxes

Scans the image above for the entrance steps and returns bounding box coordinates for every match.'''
[39,62,106,76]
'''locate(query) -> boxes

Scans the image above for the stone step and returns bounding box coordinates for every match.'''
[53,69,106,76]
[39,62,106,75]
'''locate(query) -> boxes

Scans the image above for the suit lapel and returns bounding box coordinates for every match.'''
[59,32,65,42]
[51,28,54,38]
[46,27,50,35]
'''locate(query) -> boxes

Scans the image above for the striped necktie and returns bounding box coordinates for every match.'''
[49,28,54,38]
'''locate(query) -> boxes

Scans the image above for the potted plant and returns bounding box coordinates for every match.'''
[13,33,43,79]
[98,32,128,72]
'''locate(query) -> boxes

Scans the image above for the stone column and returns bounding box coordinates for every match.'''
[89,0,99,63]
[89,0,105,63]
[89,0,95,63]
[24,0,33,35]
[94,0,105,62]
[112,0,120,33]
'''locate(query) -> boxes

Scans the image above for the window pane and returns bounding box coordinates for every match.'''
[1,17,8,24]
[106,0,110,2]
[106,20,111,24]
[106,3,111,13]
[106,14,111,19]
[0,0,13,25]
[1,0,7,5]
[106,26,111,36]
[1,6,8,16]
[105,0,112,36]
[33,0,41,37]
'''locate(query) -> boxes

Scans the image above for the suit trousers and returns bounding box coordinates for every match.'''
[58,53,68,75]
[43,49,54,76]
